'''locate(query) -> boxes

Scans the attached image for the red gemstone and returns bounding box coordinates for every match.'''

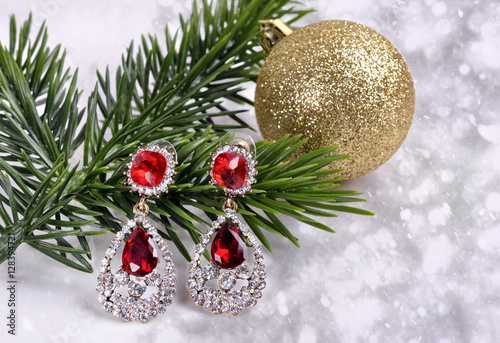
[212,152,248,190]
[130,151,167,187]
[122,227,158,277]
[211,221,247,269]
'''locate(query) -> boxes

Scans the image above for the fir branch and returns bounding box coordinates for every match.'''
[0,0,373,273]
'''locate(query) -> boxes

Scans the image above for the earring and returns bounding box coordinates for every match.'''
[187,134,266,316]
[96,141,178,322]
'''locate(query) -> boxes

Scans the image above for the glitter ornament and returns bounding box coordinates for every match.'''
[255,20,415,180]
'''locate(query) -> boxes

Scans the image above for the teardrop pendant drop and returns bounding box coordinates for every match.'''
[187,209,267,316]
[96,215,176,322]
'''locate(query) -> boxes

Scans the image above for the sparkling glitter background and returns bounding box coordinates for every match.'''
[255,20,415,180]
[0,1,499,343]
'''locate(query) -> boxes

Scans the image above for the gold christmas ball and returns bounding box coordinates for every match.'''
[255,20,415,180]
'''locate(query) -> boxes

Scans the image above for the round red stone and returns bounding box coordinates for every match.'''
[211,221,247,269]
[212,152,248,190]
[122,227,158,277]
[130,151,167,187]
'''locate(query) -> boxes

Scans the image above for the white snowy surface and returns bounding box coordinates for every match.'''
[0,0,499,342]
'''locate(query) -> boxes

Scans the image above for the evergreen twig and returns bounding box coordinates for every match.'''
[0,0,372,273]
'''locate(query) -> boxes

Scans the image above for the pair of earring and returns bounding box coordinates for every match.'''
[96,134,266,322]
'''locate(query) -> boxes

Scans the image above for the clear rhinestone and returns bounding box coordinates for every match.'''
[257,280,266,290]
[229,305,240,315]
[189,260,198,269]
[203,301,212,309]
[116,231,125,240]
[98,295,106,304]
[112,309,121,318]
[162,296,173,306]
[110,239,120,249]
[218,271,237,291]
[110,293,122,303]
[193,252,200,260]
[121,225,131,234]
[187,278,197,289]
[168,277,177,286]
[204,264,219,280]
[104,273,114,284]
[105,282,114,291]
[127,220,136,228]
[139,312,150,323]
[147,270,162,287]
[248,298,257,306]
[114,269,130,287]
[240,226,250,236]
[253,290,262,298]
[97,274,105,284]
[217,216,226,224]
[256,262,266,271]
[158,240,168,251]
[247,160,256,168]
[221,301,229,313]
[194,294,204,305]
[253,245,262,254]
[239,300,248,310]
[211,304,221,314]
[121,311,131,322]
[149,309,158,319]
[235,262,252,279]
[96,284,105,294]
[142,221,151,229]
[200,234,210,244]
[188,269,196,278]
[247,234,257,246]
[189,288,198,298]
[158,304,167,314]
[195,244,205,253]
[128,281,146,297]
[162,251,172,260]
[134,212,145,222]
[165,260,175,270]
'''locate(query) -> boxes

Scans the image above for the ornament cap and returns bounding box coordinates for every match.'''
[258,19,293,54]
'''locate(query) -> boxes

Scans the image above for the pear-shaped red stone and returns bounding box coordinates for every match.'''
[131,151,167,187]
[211,221,247,269]
[122,227,158,277]
[212,152,248,190]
